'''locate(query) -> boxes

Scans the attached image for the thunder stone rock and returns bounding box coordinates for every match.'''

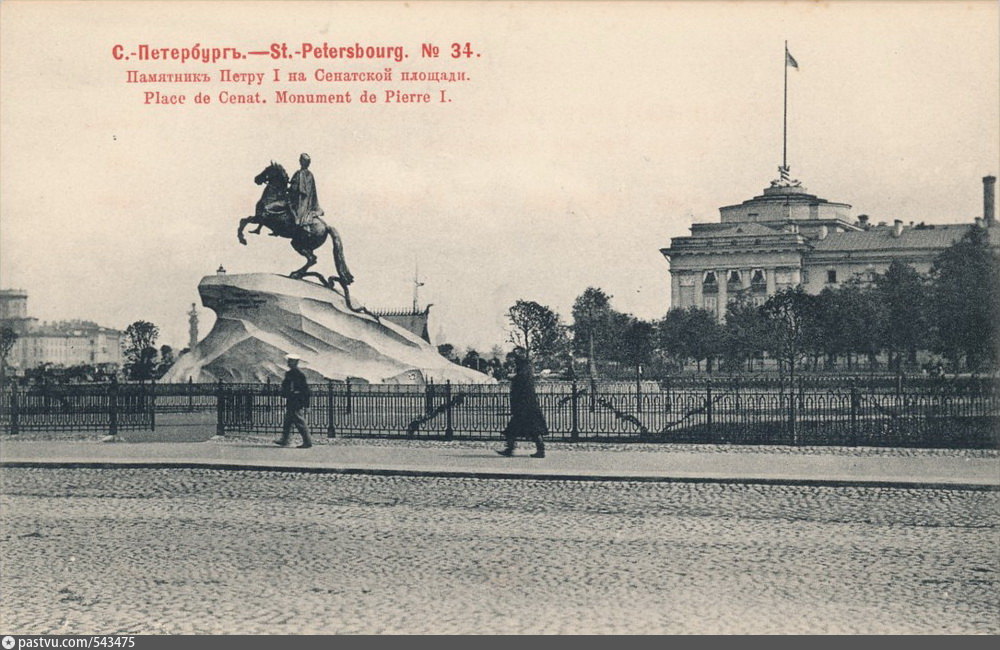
[162,274,493,384]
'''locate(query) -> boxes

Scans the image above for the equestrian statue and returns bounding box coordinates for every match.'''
[237,154,377,319]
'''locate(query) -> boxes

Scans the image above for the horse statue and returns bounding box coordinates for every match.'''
[237,161,377,319]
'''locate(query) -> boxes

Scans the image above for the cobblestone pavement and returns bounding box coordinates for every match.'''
[9,429,1000,457]
[1,468,997,634]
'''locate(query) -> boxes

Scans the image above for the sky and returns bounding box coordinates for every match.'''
[1,1,998,353]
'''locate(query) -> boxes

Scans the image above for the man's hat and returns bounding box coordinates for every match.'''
[286,354,301,361]
[299,153,310,163]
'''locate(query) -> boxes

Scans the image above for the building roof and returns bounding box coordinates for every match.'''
[13,321,122,337]
[810,223,994,252]
[372,306,432,343]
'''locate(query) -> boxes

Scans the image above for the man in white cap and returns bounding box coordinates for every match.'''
[275,354,313,448]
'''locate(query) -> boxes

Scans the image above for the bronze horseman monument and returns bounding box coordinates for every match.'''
[162,155,491,384]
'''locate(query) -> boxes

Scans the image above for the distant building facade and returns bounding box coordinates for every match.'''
[0,290,123,370]
[373,305,433,344]
[661,174,998,319]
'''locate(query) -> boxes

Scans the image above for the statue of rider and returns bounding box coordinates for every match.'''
[288,153,323,227]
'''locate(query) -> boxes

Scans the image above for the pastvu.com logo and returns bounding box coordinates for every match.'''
[2,636,15,649]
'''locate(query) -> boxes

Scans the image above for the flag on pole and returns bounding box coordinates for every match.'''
[785,47,799,69]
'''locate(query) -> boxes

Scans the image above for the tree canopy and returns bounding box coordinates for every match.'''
[506,300,568,365]
[122,320,160,381]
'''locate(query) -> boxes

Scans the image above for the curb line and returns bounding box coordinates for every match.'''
[2,461,997,491]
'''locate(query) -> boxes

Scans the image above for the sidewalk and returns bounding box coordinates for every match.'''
[1,436,997,489]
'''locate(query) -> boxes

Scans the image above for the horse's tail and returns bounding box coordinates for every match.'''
[328,225,354,286]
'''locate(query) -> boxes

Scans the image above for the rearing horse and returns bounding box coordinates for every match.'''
[237,162,376,319]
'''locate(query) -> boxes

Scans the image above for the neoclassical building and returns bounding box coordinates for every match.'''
[0,290,123,370]
[661,172,998,319]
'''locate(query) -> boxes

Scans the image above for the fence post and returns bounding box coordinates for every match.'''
[108,376,119,437]
[789,377,799,446]
[345,379,353,415]
[569,377,580,442]
[425,380,434,416]
[589,376,597,413]
[149,379,156,432]
[705,379,713,437]
[326,379,336,438]
[444,380,454,440]
[215,378,225,437]
[635,365,643,415]
[187,376,194,413]
[849,382,860,446]
[9,386,19,436]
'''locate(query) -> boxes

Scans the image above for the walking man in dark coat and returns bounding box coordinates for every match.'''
[497,347,547,458]
[275,354,313,448]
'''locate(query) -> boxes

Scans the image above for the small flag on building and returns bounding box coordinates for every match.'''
[786,46,799,69]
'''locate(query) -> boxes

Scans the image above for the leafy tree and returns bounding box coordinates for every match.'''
[1,326,17,365]
[122,320,159,381]
[570,287,615,370]
[874,261,928,371]
[801,289,834,371]
[929,225,1000,371]
[688,308,724,372]
[820,282,881,370]
[436,343,458,363]
[759,287,820,380]
[461,348,489,372]
[0,326,19,385]
[656,308,689,369]
[619,317,656,373]
[722,291,767,372]
[157,345,176,378]
[507,300,568,365]
[656,307,722,372]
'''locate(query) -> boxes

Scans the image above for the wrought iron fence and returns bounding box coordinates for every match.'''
[1,379,154,434]
[3,377,996,447]
[217,379,999,448]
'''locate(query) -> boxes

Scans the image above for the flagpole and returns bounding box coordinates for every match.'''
[783,40,788,171]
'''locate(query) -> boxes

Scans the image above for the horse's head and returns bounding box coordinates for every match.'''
[255,161,288,186]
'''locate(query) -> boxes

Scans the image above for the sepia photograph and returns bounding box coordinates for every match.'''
[1,0,997,636]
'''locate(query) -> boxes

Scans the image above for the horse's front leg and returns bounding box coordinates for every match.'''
[237,217,256,245]
[248,199,268,234]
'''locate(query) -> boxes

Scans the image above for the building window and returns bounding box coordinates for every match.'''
[826,269,837,284]
[727,270,742,289]
[703,296,717,313]
[750,269,767,292]
[703,271,718,294]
